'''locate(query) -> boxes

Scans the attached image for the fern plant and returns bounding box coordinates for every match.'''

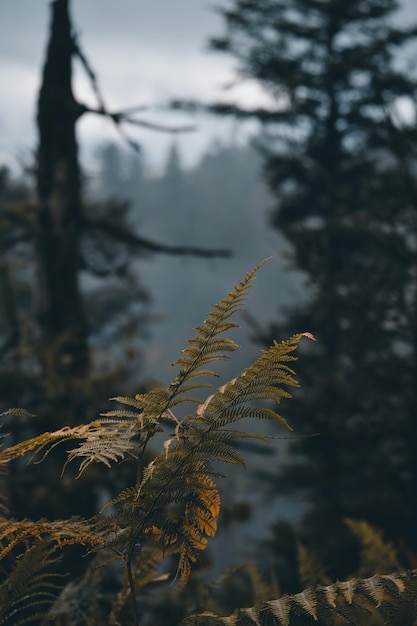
[0,259,313,625]
[186,568,417,626]
[0,540,65,626]
[2,261,417,625]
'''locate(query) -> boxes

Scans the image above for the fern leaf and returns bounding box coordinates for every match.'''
[361,575,386,606]
[239,607,261,626]
[264,598,291,626]
[0,408,36,418]
[297,542,329,587]
[189,569,417,626]
[346,518,401,576]
[0,517,103,561]
[292,589,318,620]
[0,541,63,626]
[99,409,142,420]
[381,573,405,594]
[337,579,356,604]
[110,395,143,408]
[195,334,311,433]
[169,259,271,395]
[100,334,311,584]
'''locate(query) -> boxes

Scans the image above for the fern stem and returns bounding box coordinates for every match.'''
[126,550,139,626]
[136,429,154,484]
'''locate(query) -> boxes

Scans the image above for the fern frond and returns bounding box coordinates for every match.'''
[100,485,142,513]
[194,334,310,432]
[186,569,417,626]
[0,541,63,626]
[173,472,221,586]
[297,542,330,587]
[168,259,271,398]
[345,518,401,577]
[0,417,141,478]
[109,545,172,625]
[0,262,313,600]
[98,328,310,585]
[0,517,104,561]
[0,422,106,465]
[63,420,139,477]
[109,395,144,409]
[0,407,36,419]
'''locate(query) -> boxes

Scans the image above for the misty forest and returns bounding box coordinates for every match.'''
[1,0,417,624]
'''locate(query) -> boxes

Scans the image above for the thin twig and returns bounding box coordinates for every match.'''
[72,31,197,144]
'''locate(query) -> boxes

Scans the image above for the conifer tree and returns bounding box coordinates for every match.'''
[211,0,417,573]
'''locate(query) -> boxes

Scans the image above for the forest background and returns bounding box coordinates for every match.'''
[1,0,417,623]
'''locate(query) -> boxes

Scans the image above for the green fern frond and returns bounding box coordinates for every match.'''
[186,569,417,626]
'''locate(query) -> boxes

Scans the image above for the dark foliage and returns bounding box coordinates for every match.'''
[210,0,417,577]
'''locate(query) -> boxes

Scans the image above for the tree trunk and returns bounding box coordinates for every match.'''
[35,0,89,378]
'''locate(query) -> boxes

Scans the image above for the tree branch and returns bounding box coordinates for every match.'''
[72,31,196,148]
[170,99,288,123]
[80,104,196,134]
[83,218,231,258]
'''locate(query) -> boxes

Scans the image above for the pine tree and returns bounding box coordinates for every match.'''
[211,0,417,574]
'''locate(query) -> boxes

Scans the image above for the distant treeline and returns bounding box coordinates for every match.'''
[88,138,305,384]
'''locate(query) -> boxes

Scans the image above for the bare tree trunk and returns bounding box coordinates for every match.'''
[35,0,89,378]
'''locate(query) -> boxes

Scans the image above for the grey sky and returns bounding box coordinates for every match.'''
[0,0,416,171]
[0,0,264,171]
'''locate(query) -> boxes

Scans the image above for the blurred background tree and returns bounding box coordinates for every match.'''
[0,0,228,525]
[210,0,417,581]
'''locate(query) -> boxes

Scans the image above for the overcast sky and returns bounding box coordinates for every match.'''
[0,0,415,172]
[0,0,268,172]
